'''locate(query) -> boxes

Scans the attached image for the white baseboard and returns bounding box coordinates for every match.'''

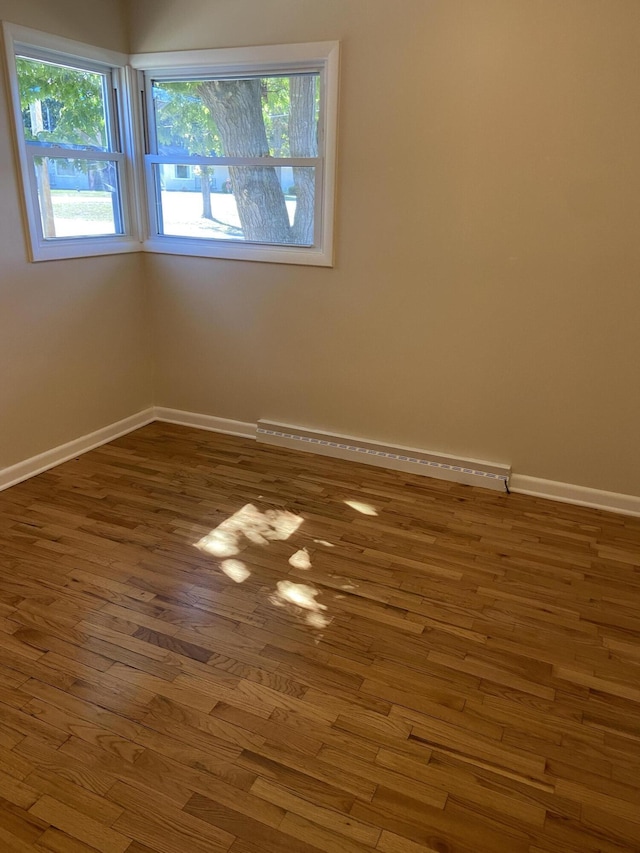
[510,474,640,518]
[2,405,638,518]
[153,407,255,439]
[0,408,155,493]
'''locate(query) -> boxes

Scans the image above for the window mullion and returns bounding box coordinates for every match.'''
[108,69,122,153]
[144,73,159,155]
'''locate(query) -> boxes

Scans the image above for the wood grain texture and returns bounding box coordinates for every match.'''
[0,421,639,852]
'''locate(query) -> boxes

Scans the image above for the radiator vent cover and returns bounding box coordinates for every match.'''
[257,420,510,492]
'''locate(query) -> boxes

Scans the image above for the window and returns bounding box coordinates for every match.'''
[132,42,339,266]
[2,28,338,266]
[2,24,139,261]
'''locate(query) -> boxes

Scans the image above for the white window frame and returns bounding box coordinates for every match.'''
[1,23,141,262]
[131,41,339,267]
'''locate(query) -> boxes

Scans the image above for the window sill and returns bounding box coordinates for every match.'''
[29,236,142,263]
[142,237,334,267]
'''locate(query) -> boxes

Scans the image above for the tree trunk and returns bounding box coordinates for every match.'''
[199,165,213,219]
[198,79,292,243]
[37,158,56,238]
[289,76,317,245]
[30,101,56,238]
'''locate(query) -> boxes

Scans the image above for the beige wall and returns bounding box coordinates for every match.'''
[3,0,639,497]
[129,0,640,496]
[0,0,151,469]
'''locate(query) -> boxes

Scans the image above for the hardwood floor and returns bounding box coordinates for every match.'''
[0,422,639,853]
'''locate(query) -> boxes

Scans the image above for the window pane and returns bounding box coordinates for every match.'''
[152,74,319,158]
[34,158,123,238]
[17,56,111,151]
[154,164,315,246]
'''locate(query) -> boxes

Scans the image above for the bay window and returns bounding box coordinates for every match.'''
[2,26,338,266]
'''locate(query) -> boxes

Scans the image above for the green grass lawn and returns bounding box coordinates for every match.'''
[51,191,115,222]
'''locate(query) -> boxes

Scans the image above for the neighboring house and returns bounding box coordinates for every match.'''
[48,158,115,191]
[158,162,295,194]
[46,159,295,194]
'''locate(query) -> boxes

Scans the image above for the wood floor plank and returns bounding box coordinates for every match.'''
[250,776,381,846]
[27,796,129,853]
[0,422,638,851]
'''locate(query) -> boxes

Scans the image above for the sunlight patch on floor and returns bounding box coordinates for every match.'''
[270,580,333,629]
[344,499,378,516]
[192,504,342,632]
[220,559,251,583]
[195,504,304,558]
[289,548,312,570]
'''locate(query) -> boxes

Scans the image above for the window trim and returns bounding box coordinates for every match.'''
[1,23,141,261]
[131,41,339,267]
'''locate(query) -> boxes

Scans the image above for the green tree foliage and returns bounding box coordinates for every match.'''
[153,81,219,156]
[17,56,108,149]
[153,75,306,158]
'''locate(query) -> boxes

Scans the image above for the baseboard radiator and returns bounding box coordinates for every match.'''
[256,420,510,492]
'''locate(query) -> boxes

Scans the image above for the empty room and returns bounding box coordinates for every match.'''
[1,1,639,851]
